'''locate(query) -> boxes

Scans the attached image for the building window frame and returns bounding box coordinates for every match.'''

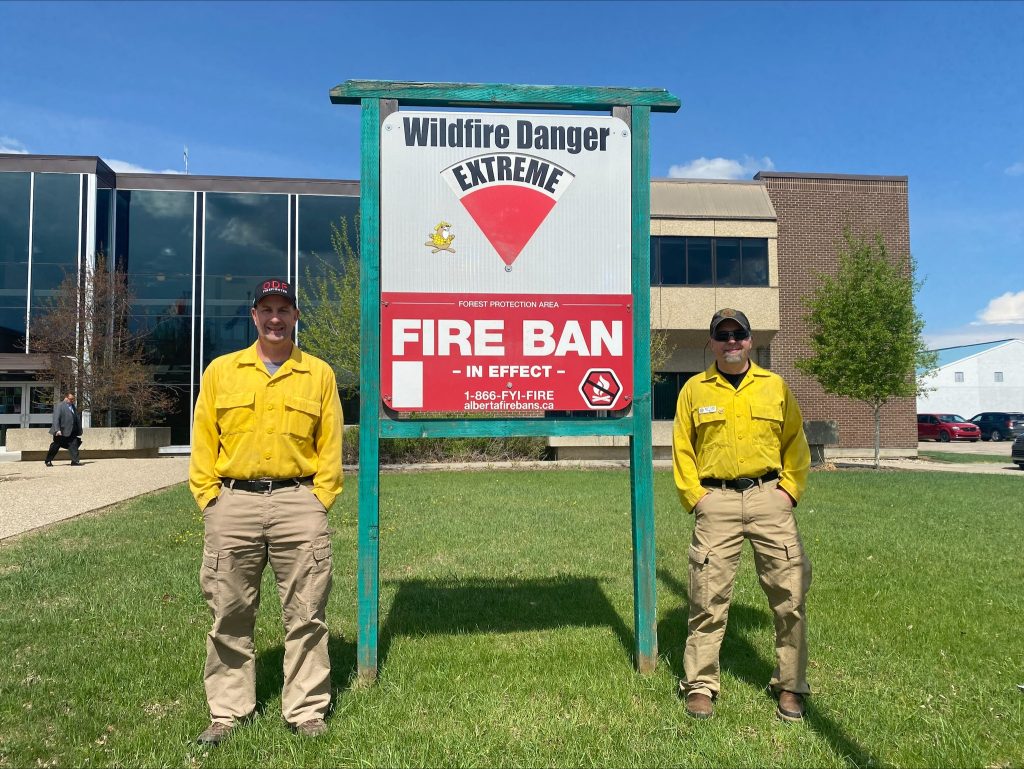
[650,235,769,287]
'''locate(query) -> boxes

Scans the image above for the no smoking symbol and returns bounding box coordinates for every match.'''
[579,368,623,410]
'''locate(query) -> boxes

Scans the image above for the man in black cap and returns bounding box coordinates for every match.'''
[189,278,343,745]
[672,308,812,722]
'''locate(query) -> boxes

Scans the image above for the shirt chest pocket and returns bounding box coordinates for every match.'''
[750,402,784,445]
[693,408,728,444]
[215,391,255,435]
[284,394,321,439]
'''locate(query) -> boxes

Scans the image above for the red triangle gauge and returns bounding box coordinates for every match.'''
[441,153,575,267]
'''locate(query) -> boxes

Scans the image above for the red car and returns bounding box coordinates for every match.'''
[917,414,981,442]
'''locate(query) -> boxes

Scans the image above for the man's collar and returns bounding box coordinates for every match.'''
[236,341,309,372]
[702,361,769,384]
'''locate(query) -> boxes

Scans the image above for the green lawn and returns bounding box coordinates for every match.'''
[1,469,1022,768]
[918,449,1016,464]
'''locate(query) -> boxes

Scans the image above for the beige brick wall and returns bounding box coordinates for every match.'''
[759,174,917,450]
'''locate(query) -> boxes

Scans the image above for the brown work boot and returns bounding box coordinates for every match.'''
[196,722,233,746]
[293,718,327,737]
[685,692,714,720]
[777,690,805,722]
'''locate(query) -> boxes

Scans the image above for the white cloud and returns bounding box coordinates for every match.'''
[973,290,1024,325]
[0,135,28,154]
[102,157,182,175]
[1005,161,1024,176]
[667,155,775,180]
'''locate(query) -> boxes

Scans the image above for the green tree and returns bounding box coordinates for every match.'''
[29,253,175,426]
[297,217,361,398]
[796,229,938,469]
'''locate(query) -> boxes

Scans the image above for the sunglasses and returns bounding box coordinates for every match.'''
[712,329,750,342]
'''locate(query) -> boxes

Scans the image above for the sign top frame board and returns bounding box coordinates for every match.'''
[330,80,682,112]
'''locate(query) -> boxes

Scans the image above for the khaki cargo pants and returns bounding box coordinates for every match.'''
[680,478,812,700]
[201,482,333,727]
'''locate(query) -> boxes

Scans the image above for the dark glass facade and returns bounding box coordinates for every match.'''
[202,192,289,367]
[30,173,82,328]
[650,236,768,287]
[0,172,31,352]
[0,162,359,444]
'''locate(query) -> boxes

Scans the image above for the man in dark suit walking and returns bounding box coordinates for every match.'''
[44,391,83,466]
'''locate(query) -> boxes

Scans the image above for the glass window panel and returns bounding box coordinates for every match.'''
[715,238,741,286]
[687,238,712,285]
[652,374,680,420]
[741,238,768,286]
[0,172,30,352]
[30,173,81,331]
[203,192,288,367]
[657,237,686,286]
[649,237,657,284]
[95,187,113,257]
[117,190,195,376]
[297,194,358,299]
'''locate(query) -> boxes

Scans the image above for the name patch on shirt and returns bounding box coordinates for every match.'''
[698,405,722,415]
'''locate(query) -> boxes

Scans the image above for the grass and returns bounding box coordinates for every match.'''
[918,449,1016,465]
[1,468,1022,768]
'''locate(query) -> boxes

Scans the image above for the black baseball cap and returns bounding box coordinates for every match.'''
[709,308,751,335]
[252,278,297,309]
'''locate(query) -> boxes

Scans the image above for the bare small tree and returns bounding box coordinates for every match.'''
[298,217,361,399]
[29,254,175,426]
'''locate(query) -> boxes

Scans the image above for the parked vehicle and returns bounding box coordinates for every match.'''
[1012,434,1024,469]
[917,414,981,442]
[968,412,1024,442]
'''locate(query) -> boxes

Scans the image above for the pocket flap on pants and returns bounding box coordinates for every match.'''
[312,536,332,563]
[688,544,710,566]
[202,550,219,570]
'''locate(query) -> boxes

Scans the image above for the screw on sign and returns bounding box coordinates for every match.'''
[579,368,623,409]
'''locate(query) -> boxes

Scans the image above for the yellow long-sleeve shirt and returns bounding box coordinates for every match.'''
[672,362,810,512]
[189,342,343,511]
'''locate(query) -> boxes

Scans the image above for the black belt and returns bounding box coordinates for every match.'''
[223,476,314,494]
[701,470,779,491]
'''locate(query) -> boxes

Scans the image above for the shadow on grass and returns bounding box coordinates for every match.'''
[378,575,635,669]
[254,633,357,718]
[657,567,880,767]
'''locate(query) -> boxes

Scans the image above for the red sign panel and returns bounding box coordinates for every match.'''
[382,292,633,412]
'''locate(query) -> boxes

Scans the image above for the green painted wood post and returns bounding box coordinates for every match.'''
[624,105,658,672]
[332,80,680,681]
[356,96,382,681]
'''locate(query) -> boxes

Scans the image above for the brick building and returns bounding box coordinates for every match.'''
[757,172,916,454]
[554,171,917,459]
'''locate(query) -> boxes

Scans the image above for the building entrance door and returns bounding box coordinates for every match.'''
[0,383,55,448]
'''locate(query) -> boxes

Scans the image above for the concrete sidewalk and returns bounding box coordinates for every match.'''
[0,455,190,541]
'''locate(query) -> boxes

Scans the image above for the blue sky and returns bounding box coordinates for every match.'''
[1,0,1021,348]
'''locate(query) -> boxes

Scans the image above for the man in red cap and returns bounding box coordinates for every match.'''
[189,278,343,745]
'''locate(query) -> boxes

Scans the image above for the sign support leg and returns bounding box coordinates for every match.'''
[357,97,385,682]
[622,104,658,672]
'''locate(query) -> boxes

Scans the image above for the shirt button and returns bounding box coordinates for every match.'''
[264,453,271,460]
[267,428,273,434]
[267,404,274,411]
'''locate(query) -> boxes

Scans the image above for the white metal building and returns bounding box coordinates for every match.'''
[917,339,1024,416]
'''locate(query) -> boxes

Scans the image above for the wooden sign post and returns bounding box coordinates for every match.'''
[330,80,680,680]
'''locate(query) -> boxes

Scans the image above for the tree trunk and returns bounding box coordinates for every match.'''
[873,403,882,470]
